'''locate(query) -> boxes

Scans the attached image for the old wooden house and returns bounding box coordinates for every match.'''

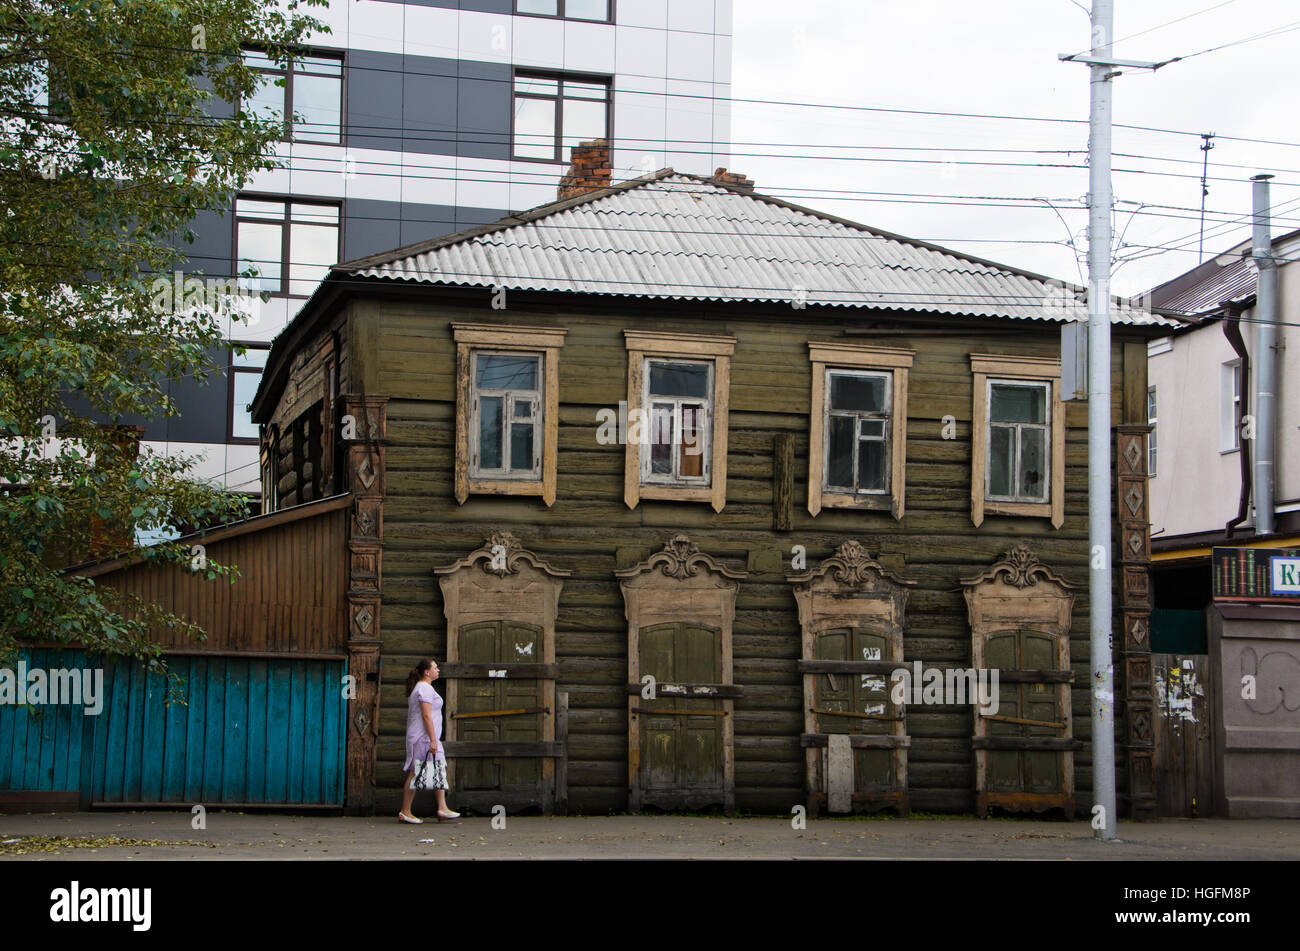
[234,143,1176,818]
[1,144,1179,817]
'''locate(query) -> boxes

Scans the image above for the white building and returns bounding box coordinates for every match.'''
[146,0,734,501]
[1147,225,1300,610]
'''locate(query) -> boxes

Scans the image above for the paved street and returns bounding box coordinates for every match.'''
[1,811,1296,860]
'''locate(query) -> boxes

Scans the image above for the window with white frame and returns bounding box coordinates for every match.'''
[986,380,1050,503]
[824,369,892,495]
[970,354,1062,528]
[623,331,733,512]
[1221,359,1242,452]
[1147,385,1157,476]
[643,359,712,486]
[452,323,566,506]
[471,352,543,479]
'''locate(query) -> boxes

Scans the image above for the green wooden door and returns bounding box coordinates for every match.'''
[814,627,894,792]
[639,622,724,803]
[985,628,1062,793]
[457,620,543,793]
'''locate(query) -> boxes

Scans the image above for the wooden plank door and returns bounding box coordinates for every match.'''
[813,628,896,797]
[984,629,1064,795]
[638,621,724,807]
[1153,654,1214,817]
[456,621,544,795]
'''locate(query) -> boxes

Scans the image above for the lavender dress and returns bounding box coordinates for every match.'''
[404,681,447,775]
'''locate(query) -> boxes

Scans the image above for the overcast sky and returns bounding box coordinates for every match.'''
[729,0,1299,296]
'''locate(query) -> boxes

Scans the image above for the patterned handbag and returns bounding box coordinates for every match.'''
[410,752,447,791]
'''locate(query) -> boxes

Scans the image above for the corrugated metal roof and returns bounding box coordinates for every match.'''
[1147,229,1300,318]
[1149,243,1257,316]
[340,172,1173,326]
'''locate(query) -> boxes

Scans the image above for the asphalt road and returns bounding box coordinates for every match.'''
[1,811,1297,860]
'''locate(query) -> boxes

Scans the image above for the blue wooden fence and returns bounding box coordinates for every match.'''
[0,649,346,805]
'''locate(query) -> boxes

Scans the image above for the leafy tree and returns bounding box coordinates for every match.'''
[0,0,327,691]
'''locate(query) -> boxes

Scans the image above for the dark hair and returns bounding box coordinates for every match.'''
[406,659,434,696]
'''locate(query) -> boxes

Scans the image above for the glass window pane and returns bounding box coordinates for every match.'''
[1020,427,1047,500]
[231,371,262,439]
[830,373,886,412]
[479,396,503,469]
[514,96,557,158]
[859,418,886,439]
[298,55,343,76]
[288,221,339,296]
[989,425,1013,497]
[232,346,270,369]
[247,80,284,128]
[565,0,609,20]
[515,74,559,96]
[510,422,535,471]
[237,220,283,292]
[857,438,886,492]
[827,415,855,489]
[517,0,559,15]
[990,384,1045,423]
[291,203,339,224]
[291,73,342,143]
[514,400,534,420]
[564,80,609,101]
[561,97,607,152]
[242,49,277,71]
[236,198,286,219]
[649,403,673,474]
[679,403,705,478]
[649,361,708,398]
[476,354,538,391]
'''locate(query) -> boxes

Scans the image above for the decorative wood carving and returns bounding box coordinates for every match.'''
[342,394,387,815]
[1117,424,1156,820]
[434,533,570,814]
[788,541,914,816]
[963,545,1077,817]
[616,535,746,813]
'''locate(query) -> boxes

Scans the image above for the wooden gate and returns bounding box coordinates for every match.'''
[1153,654,1214,817]
[435,532,569,814]
[790,541,913,816]
[963,546,1078,816]
[618,535,745,813]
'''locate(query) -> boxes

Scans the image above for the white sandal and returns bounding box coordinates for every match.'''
[398,812,423,824]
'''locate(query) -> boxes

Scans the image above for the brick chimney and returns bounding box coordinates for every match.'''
[558,139,612,200]
[709,167,754,194]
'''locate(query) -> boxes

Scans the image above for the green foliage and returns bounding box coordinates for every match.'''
[0,0,327,686]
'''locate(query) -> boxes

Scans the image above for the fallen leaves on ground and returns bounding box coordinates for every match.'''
[0,834,217,855]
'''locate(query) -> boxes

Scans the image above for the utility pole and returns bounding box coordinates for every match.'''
[1060,0,1160,843]
[1199,133,1216,262]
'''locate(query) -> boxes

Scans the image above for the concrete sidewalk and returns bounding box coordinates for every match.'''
[1,810,1297,859]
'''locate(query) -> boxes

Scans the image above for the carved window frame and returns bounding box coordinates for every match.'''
[807,342,913,519]
[453,323,566,506]
[962,545,1077,816]
[970,354,1064,528]
[615,535,746,813]
[788,541,914,815]
[624,331,734,512]
[433,531,570,812]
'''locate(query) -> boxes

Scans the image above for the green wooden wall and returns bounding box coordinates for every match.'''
[351,296,1143,815]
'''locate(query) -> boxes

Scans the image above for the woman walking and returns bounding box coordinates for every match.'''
[399,658,459,823]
